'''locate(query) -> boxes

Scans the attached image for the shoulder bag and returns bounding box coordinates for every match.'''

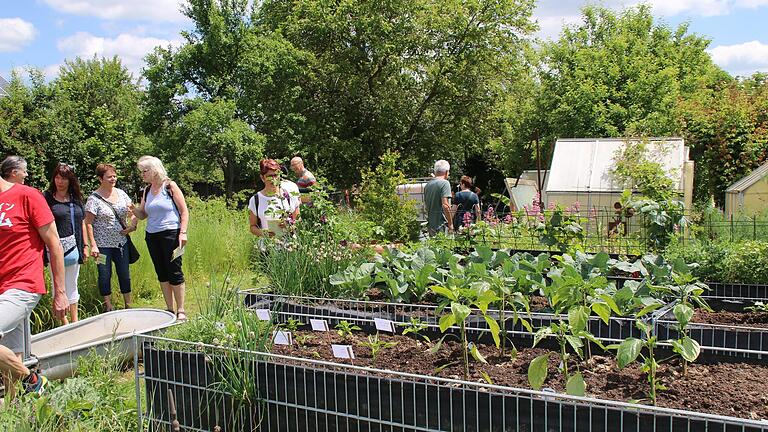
[91,192,140,264]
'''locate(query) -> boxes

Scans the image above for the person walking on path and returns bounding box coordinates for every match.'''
[0,156,68,398]
[453,175,481,230]
[44,163,88,324]
[132,156,189,321]
[424,160,454,236]
[84,164,136,312]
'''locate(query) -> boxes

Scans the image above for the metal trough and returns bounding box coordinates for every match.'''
[31,308,176,380]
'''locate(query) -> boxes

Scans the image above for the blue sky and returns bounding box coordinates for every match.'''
[2,0,768,82]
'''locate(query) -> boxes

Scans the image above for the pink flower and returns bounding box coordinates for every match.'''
[548,201,556,210]
[589,207,597,219]
[573,201,581,212]
[503,214,513,224]
[463,211,473,228]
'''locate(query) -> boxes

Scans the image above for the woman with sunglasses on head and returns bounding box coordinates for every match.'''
[132,156,189,321]
[248,159,300,237]
[43,163,87,324]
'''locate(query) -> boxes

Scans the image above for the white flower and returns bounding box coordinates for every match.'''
[215,322,226,330]
[212,338,221,345]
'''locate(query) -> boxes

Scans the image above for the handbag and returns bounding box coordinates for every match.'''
[62,202,79,266]
[91,192,140,264]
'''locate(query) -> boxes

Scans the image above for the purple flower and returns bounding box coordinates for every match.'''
[573,201,581,212]
[503,214,513,224]
[320,214,328,225]
[340,240,348,247]
[463,211,473,228]
[283,191,291,201]
[306,201,314,208]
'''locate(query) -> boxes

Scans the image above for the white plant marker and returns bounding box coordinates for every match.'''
[310,319,330,331]
[332,344,355,359]
[374,318,396,333]
[273,330,293,345]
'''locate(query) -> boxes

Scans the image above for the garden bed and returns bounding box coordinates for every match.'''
[140,335,768,432]
[271,329,768,420]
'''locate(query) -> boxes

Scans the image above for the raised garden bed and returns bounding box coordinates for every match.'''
[241,292,768,359]
[139,334,768,432]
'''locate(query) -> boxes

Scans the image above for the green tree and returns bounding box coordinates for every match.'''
[0,70,52,188]
[49,57,148,192]
[180,99,265,201]
[492,5,725,179]
[679,73,768,205]
[257,0,537,186]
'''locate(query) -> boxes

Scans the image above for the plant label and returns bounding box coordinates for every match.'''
[255,309,271,321]
[332,344,355,359]
[273,331,293,346]
[374,318,396,333]
[310,319,329,332]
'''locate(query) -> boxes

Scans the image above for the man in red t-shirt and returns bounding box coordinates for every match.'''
[0,156,68,397]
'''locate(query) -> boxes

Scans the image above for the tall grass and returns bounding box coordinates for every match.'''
[33,197,255,332]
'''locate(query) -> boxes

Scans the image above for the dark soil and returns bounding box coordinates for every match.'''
[693,309,768,329]
[273,330,768,421]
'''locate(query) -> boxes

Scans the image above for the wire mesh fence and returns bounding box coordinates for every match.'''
[136,334,768,432]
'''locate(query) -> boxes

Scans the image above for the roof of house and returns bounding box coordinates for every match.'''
[545,137,688,193]
[726,161,768,193]
[0,74,10,97]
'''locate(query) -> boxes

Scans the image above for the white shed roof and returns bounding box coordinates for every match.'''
[546,137,688,193]
[0,75,9,98]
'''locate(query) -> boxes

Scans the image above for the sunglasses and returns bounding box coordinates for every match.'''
[58,162,75,171]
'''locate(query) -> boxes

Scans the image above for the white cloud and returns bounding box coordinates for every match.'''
[0,18,37,52]
[57,31,182,77]
[708,40,768,76]
[42,0,187,22]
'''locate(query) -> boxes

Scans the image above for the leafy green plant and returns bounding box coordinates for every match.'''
[745,301,768,312]
[537,206,586,252]
[335,320,361,339]
[357,151,420,242]
[281,318,305,333]
[432,281,501,380]
[400,317,431,343]
[295,334,315,347]
[329,262,376,298]
[360,333,399,366]
[610,320,663,405]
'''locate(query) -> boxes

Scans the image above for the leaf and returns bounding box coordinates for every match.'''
[671,336,701,362]
[565,335,584,353]
[438,314,456,333]
[528,353,550,390]
[616,338,643,369]
[591,302,611,324]
[470,343,488,364]
[568,306,589,333]
[673,304,694,328]
[532,326,553,347]
[480,371,494,385]
[451,302,472,324]
[483,315,502,348]
[434,362,455,374]
[431,285,456,301]
[566,372,586,396]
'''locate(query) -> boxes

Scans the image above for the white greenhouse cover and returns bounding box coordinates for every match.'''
[546,138,687,193]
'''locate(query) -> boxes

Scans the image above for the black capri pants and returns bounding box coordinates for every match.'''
[145,228,185,285]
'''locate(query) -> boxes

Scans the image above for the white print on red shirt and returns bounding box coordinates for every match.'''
[0,202,14,228]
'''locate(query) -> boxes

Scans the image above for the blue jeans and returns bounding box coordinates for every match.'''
[97,244,132,296]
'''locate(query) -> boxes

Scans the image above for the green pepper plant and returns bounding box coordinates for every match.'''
[432,279,501,380]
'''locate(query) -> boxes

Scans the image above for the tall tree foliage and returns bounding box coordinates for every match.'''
[680,73,768,205]
[490,5,725,181]
[144,0,538,189]
[257,0,537,185]
[1,59,145,192]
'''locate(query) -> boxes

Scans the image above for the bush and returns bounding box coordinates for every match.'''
[357,151,420,243]
[720,241,768,284]
[663,238,729,282]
